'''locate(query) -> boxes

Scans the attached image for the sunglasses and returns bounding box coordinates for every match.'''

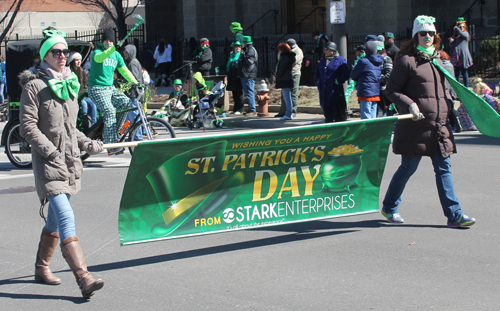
[49,49,71,58]
[418,31,435,37]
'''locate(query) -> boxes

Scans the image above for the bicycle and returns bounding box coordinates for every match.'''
[4,85,176,168]
[81,85,176,159]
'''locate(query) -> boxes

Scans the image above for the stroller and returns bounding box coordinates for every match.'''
[188,80,226,130]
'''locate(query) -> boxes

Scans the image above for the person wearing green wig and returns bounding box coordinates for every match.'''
[381,15,475,228]
[87,28,138,155]
[19,29,104,299]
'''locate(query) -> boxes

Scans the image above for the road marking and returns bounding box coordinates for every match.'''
[0,156,132,180]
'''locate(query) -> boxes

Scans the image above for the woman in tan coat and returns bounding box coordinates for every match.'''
[381,16,475,228]
[19,29,104,299]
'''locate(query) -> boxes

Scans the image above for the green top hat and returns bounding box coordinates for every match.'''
[173,79,183,86]
[456,17,466,24]
[231,41,242,47]
[242,36,253,44]
[230,22,243,33]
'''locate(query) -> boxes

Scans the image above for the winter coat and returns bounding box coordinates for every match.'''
[226,52,242,92]
[193,46,212,72]
[19,68,88,202]
[350,54,383,97]
[314,55,350,108]
[380,53,393,91]
[385,51,456,158]
[313,34,329,60]
[290,46,304,76]
[236,44,258,79]
[275,51,296,89]
[385,42,399,62]
[450,27,473,69]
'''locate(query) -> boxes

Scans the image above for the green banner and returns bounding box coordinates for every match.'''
[118,117,397,245]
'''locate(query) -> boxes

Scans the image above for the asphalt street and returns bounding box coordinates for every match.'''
[0,120,499,310]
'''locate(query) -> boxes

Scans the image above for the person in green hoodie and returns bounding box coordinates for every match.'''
[87,28,138,155]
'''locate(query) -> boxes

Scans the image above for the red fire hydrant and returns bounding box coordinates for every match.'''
[255,80,270,117]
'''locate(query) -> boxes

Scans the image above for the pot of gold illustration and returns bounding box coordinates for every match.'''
[321,144,363,192]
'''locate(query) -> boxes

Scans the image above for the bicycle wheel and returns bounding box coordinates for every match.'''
[127,117,176,155]
[5,120,32,168]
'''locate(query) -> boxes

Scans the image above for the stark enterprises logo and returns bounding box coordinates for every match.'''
[223,208,236,223]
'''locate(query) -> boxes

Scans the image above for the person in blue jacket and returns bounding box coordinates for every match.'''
[314,42,350,123]
[350,40,383,119]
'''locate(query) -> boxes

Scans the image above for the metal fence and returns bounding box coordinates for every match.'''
[170,33,323,80]
[1,24,146,59]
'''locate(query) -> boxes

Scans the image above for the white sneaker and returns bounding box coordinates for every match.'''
[280,115,292,120]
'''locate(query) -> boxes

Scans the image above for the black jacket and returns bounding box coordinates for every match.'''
[275,52,295,89]
[385,43,400,62]
[236,44,258,79]
[193,47,213,72]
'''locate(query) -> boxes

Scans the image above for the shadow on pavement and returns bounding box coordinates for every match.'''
[89,228,358,272]
[0,291,86,303]
[0,275,87,303]
[87,220,447,273]
[455,133,500,146]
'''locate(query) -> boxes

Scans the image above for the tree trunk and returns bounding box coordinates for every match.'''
[0,0,25,44]
[114,0,127,39]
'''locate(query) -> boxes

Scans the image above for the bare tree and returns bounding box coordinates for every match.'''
[0,0,25,45]
[84,6,112,30]
[63,0,150,39]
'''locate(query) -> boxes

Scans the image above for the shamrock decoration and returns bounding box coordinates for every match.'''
[417,16,436,25]
[43,29,66,38]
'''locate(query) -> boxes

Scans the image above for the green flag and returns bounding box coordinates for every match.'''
[432,59,500,138]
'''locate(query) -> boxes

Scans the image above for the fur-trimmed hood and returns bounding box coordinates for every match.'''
[18,69,39,88]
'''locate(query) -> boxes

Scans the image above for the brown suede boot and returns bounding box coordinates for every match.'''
[35,229,61,285]
[60,236,104,299]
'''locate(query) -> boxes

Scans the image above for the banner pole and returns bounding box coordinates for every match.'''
[103,141,141,149]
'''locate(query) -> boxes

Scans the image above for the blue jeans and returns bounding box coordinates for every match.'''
[382,149,463,221]
[125,98,143,140]
[241,78,256,112]
[282,88,293,117]
[0,83,4,104]
[81,97,98,125]
[44,194,76,241]
[360,100,377,119]
[454,67,469,88]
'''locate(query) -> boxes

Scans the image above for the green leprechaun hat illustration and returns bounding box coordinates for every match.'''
[146,141,244,237]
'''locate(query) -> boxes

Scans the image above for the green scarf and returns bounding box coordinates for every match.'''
[47,72,80,100]
[417,44,435,56]
[226,51,241,72]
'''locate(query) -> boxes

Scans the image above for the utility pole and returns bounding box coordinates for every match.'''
[328,0,347,59]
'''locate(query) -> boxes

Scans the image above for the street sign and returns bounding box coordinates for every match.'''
[330,1,345,24]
